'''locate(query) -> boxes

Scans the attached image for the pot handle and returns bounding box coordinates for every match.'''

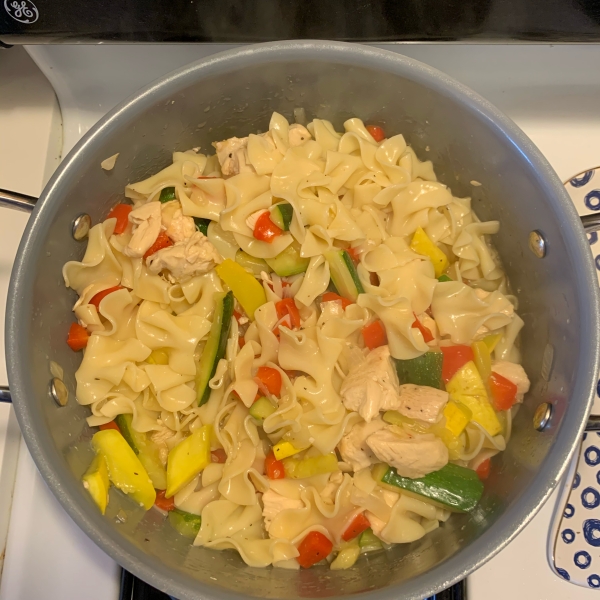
[581,213,600,234]
[0,189,36,213]
[0,386,11,403]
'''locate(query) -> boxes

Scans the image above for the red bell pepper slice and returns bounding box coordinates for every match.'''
[255,366,282,397]
[362,320,387,350]
[143,231,173,260]
[265,451,285,480]
[366,125,385,143]
[342,512,371,541]
[211,448,227,464]
[476,458,491,481]
[440,345,474,383]
[67,322,89,351]
[489,372,518,411]
[296,531,333,568]
[154,489,175,511]
[89,285,124,310]
[411,313,434,343]
[106,203,132,234]
[99,421,120,432]
[253,211,283,243]
[322,292,352,310]
[275,298,301,329]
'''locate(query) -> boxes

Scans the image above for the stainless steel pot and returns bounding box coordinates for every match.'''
[3,41,599,600]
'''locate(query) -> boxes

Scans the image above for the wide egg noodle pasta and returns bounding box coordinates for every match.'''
[196,499,298,567]
[63,220,122,297]
[431,281,515,344]
[65,112,529,571]
[357,294,428,359]
[125,151,208,201]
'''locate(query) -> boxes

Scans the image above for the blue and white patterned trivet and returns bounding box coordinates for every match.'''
[565,167,600,286]
[548,167,600,589]
[551,432,600,589]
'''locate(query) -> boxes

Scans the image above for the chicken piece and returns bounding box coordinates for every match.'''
[320,471,344,504]
[146,231,222,282]
[396,384,448,424]
[166,209,196,243]
[245,209,269,232]
[213,136,255,177]
[366,426,448,479]
[150,425,177,466]
[123,202,162,258]
[339,419,386,471]
[340,345,400,422]
[261,489,304,532]
[288,124,312,147]
[365,511,387,539]
[491,361,530,402]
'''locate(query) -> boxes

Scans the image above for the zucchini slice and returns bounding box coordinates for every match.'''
[394,352,444,390]
[235,250,270,278]
[195,291,234,405]
[325,249,364,302]
[269,203,293,231]
[159,186,176,203]
[265,242,310,276]
[194,217,211,236]
[373,463,484,513]
[248,397,276,422]
[168,508,202,539]
[115,414,167,490]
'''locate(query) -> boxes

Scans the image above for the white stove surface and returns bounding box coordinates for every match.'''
[1,42,600,600]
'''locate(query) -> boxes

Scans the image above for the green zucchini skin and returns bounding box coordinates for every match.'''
[196,291,234,406]
[159,187,176,203]
[115,414,167,490]
[270,203,293,231]
[325,249,364,301]
[168,508,202,538]
[265,243,309,276]
[394,352,444,390]
[379,463,484,513]
[194,217,211,236]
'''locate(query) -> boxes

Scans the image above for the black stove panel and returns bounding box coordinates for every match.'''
[1,0,600,43]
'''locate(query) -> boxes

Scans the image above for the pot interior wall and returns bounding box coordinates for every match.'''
[11,53,589,599]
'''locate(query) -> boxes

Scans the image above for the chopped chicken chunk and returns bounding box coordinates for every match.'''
[288,124,312,147]
[213,137,254,177]
[396,384,448,424]
[166,209,196,243]
[366,426,448,479]
[146,231,222,282]
[366,511,387,539]
[245,209,268,232]
[123,202,162,258]
[150,425,177,466]
[339,419,386,471]
[340,345,399,422]
[491,361,530,402]
[214,126,312,177]
[261,489,304,532]
[320,471,344,504]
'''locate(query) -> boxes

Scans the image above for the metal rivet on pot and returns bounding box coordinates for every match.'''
[72,214,91,241]
[529,230,546,258]
[50,377,68,407]
[533,402,553,431]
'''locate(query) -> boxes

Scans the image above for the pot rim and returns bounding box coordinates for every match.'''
[6,40,600,600]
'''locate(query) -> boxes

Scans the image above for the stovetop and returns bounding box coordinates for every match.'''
[1,42,600,600]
